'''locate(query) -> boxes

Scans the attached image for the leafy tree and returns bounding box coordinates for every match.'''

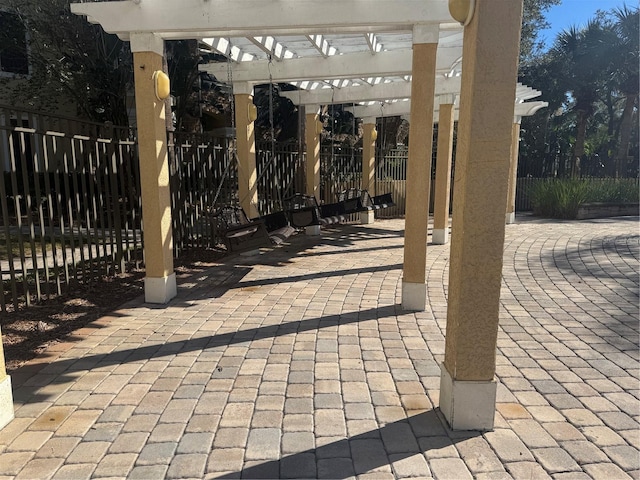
[0,0,133,126]
[519,4,639,180]
[611,6,639,176]
[520,0,562,66]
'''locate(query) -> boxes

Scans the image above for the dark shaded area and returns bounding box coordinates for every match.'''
[215,410,478,479]
[2,247,227,372]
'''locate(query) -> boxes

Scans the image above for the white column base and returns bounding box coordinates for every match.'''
[439,363,496,431]
[0,376,14,431]
[144,273,177,304]
[432,228,449,245]
[360,210,375,224]
[402,281,427,311]
[305,225,321,236]
[505,212,515,224]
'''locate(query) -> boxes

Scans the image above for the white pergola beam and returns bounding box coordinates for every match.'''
[348,101,411,118]
[515,101,548,116]
[348,100,548,120]
[306,34,338,57]
[201,37,256,62]
[70,0,453,39]
[365,33,383,54]
[201,48,461,83]
[281,77,461,105]
[250,36,296,60]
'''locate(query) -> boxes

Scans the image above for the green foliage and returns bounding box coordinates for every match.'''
[519,4,640,179]
[587,178,640,203]
[530,179,589,218]
[530,178,639,218]
[0,0,133,125]
[520,0,562,65]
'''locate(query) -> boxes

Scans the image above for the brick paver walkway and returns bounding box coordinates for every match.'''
[0,216,638,479]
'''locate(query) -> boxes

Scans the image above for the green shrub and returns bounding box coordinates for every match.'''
[529,178,639,219]
[588,179,640,204]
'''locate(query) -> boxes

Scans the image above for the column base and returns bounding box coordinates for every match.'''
[505,212,515,224]
[402,281,427,311]
[0,375,14,431]
[439,363,496,431]
[144,273,177,304]
[432,228,449,245]
[360,210,375,224]
[305,225,321,236]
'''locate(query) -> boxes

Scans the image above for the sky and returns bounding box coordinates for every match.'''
[539,0,633,48]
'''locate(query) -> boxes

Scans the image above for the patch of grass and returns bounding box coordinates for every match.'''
[530,178,639,219]
[587,179,640,204]
[0,231,92,262]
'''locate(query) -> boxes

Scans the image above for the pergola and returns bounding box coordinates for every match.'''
[0,0,545,432]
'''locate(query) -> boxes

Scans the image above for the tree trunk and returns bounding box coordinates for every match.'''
[572,109,588,178]
[615,93,638,178]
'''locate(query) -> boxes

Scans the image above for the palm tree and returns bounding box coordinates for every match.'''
[612,6,639,177]
[552,20,617,177]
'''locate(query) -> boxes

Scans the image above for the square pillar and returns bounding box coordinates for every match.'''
[305,107,321,201]
[506,119,522,224]
[0,326,14,430]
[361,119,377,225]
[440,0,524,430]
[402,25,439,311]
[234,83,259,219]
[432,97,456,245]
[131,34,176,304]
[362,120,377,195]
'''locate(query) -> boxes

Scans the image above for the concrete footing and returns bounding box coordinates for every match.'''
[305,225,321,236]
[439,363,497,431]
[505,212,515,224]
[432,228,449,245]
[401,281,427,311]
[360,210,375,224]
[0,376,14,431]
[144,273,177,304]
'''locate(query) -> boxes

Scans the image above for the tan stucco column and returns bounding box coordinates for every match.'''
[0,325,14,430]
[304,107,321,200]
[432,96,456,245]
[439,0,524,431]
[234,83,259,219]
[131,34,176,304]
[402,25,439,311]
[506,117,522,224]
[304,106,322,235]
[361,118,377,224]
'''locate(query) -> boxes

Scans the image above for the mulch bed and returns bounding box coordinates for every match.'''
[1,247,227,373]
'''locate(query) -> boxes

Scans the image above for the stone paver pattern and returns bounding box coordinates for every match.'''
[1,216,638,479]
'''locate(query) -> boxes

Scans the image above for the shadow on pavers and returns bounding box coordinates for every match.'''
[215,410,479,479]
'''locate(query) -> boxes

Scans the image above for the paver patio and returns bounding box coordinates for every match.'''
[0,216,638,479]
